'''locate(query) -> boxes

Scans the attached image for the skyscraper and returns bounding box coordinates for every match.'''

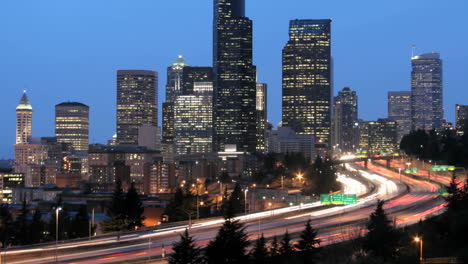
[388,91,411,142]
[182,67,213,95]
[282,19,332,146]
[116,70,158,146]
[213,0,257,153]
[456,104,468,135]
[174,82,213,155]
[332,87,358,152]
[16,91,32,144]
[256,83,267,152]
[359,119,398,154]
[55,102,89,152]
[166,55,189,103]
[411,53,443,130]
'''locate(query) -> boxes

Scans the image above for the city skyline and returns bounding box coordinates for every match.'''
[1,0,468,158]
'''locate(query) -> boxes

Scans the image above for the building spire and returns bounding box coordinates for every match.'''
[17,91,32,110]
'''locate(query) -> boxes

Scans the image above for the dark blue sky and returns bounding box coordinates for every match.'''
[1,0,467,159]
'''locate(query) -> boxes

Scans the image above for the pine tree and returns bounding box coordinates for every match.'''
[30,209,44,244]
[229,183,244,214]
[205,203,250,264]
[0,204,13,248]
[269,235,280,258]
[102,180,127,233]
[295,219,321,263]
[279,230,294,256]
[13,200,29,245]
[70,206,90,239]
[169,229,202,264]
[363,200,400,261]
[125,182,145,230]
[250,234,268,263]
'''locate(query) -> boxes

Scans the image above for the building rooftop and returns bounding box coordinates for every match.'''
[412,52,440,60]
[16,91,32,110]
[56,102,89,108]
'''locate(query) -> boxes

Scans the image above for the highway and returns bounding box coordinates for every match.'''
[4,160,447,264]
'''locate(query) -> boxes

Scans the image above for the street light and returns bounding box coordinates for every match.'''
[398,168,402,183]
[414,236,423,263]
[244,188,248,214]
[55,207,62,263]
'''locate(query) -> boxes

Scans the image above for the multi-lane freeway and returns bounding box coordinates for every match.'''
[3,160,449,264]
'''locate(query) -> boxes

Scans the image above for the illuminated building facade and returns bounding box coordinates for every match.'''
[55,102,89,152]
[213,0,257,153]
[16,91,32,144]
[388,91,412,142]
[282,19,332,147]
[256,83,267,152]
[359,119,398,154]
[456,104,468,135]
[332,87,358,153]
[117,70,158,146]
[174,82,213,155]
[166,55,188,103]
[0,170,24,203]
[411,53,443,130]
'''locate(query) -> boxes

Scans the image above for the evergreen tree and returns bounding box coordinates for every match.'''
[279,230,294,255]
[269,235,280,258]
[30,209,44,244]
[0,204,13,248]
[125,182,145,230]
[205,204,250,264]
[70,206,90,239]
[13,200,29,245]
[250,234,268,263]
[169,229,202,264]
[101,180,128,233]
[295,219,321,263]
[363,200,400,261]
[164,188,189,222]
[229,182,244,214]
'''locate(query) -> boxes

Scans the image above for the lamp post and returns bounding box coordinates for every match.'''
[55,207,62,263]
[244,188,248,214]
[398,168,402,183]
[89,208,95,240]
[414,236,423,263]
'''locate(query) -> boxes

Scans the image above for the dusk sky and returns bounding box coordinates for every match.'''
[1,0,467,159]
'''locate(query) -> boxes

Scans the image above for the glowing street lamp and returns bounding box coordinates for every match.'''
[414,236,423,263]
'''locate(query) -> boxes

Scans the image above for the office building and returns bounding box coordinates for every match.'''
[117,70,158,146]
[456,104,468,135]
[267,126,316,160]
[388,91,412,142]
[213,0,257,153]
[332,87,358,152]
[282,19,332,147]
[182,67,213,95]
[359,119,398,154]
[55,102,89,152]
[256,83,267,152]
[411,53,443,130]
[0,169,24,202]
[16,91,32,144]
[166,55,188,103]
[174,82,213,155]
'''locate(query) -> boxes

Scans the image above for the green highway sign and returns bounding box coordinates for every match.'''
[332,193,344,205]
[321,193,357,205]
[432,165,456,171]
[438,188,449,196]
[404,167,419,173]
[320,194,331,204]
[343,194,357,204]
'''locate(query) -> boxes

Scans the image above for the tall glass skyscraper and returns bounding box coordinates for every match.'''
[388,91,411,142]
[411,53,443,130]
[282,19,332,146]
[116,70,158,146]
[213,0,257,153]
[256,83,267,153]
[332,87,358,152]
[55,102,89,152]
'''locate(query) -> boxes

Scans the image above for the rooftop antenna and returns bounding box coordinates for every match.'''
[411,45,417,58]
